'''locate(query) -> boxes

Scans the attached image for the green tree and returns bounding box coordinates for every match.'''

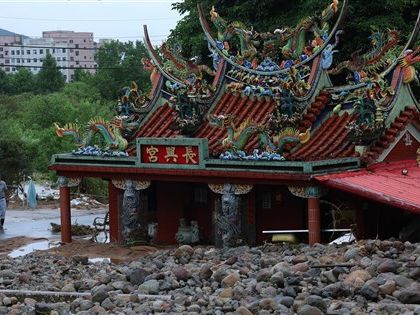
[9,68,35,94]
[93,40,150,100]
[35,53,65,94]
[0,69,11,94]
[0,135,35,185]
[73,68,94,83]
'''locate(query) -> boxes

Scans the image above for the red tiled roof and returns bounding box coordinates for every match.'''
[298,90,331,132]
[126,103,179,155]
[129,92,276,156]
[362,106,419,164]
[196,92,276,155]
[288,111,360,161]
[315,160,420,213]
[133,103,180,139]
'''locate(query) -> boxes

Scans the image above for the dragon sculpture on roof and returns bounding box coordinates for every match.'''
[399,47,420,84]
[209,114,311,159]
[329,29,400,77]
[208,0,341,68]
[54,117,128,154]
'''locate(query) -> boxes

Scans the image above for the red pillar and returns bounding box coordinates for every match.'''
[308,197,320,245]
[108,181,120,243]
[59,186,71,243]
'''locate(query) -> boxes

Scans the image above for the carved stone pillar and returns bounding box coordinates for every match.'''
[112,179,151,244]
[209,183,253,248]
[288,185,328,245]
[57,176,81,243]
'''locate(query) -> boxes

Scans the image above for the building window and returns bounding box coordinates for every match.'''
[63,75,67,80]
[27,59,30,62]
[4,51,8,56]
[16,50,19,55]
[75,51,79,56]
[11,58,15,63]
[46,49,50,54]
[16,59,20,63]
[261,191,272,209]
[70,57,74,61]
[11,50,15,55]
[62,48,66,53]
[52,49,55,53]
[194,187,207,203]
[33,58,37,62]
[75,44,79,48]
[5,59,9,64]
[21,50,24,55]
[0,48,3,51]
[69,40,73,43]
[62,57,66,61]
[0,54,2,58]
[33,50,37,54]
[39,49,43,54]
[70,49,74,53]
[26,50,30,54]
[70,74,74,80]
[76,61,79,65]
[5,67,9,72]
[12,67,16,71]
[56,57,61,61]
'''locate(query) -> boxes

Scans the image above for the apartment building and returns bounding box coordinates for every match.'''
[43,30,97,80]
[0,29,97,82]
[8,38,73,81]
[0,28,25,73]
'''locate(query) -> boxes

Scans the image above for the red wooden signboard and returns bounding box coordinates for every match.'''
[140,145,200,165]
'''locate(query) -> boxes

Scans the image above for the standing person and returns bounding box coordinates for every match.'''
[0,173,7,228]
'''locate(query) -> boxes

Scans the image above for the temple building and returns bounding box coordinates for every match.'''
[49,1,420,246]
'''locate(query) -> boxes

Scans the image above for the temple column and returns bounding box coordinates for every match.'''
[288,185,328,245]
[308,197,321,245]
[209,183,253,248]
[58,176,81,243]
[112,179,151,244]
[59,186,71,243]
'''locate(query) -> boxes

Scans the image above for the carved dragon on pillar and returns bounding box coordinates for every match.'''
[209,183,253,247]
[112,179,151,243]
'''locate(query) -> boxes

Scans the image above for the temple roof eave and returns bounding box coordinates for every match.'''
[49,153,360,184]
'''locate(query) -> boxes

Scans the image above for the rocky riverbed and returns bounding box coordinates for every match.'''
[0,239,419,314]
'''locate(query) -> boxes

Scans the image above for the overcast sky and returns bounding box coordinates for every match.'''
[0,0,183,44]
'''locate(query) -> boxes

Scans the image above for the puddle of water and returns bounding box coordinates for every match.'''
[7,234,109,259]
[8,240,58,258]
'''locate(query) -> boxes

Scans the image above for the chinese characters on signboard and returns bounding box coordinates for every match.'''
[141,145,200,165]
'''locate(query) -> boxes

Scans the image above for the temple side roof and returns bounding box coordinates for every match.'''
[362,106,419,164]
